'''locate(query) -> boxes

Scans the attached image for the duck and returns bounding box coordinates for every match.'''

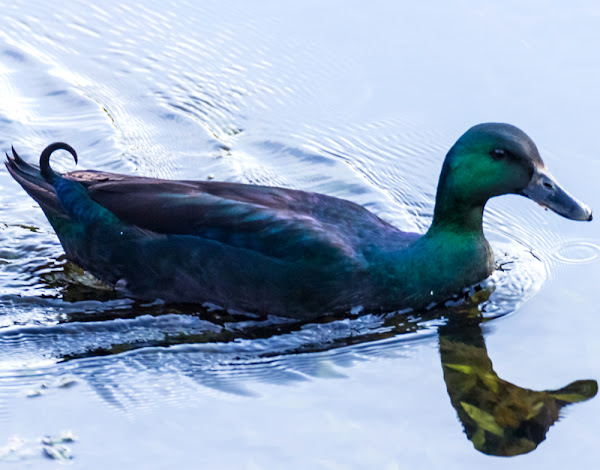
[5,123,592,319]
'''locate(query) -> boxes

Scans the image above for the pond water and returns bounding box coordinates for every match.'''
[0,1,599,468]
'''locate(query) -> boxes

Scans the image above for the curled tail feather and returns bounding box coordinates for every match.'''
[6,143,120,226]
[39,142,78,184]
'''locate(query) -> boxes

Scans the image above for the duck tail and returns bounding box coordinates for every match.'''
[39,142,77,184]
[6,143,119,228]
[5,145,64,218]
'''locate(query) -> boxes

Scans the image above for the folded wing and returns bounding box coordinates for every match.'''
[69,170,371,265]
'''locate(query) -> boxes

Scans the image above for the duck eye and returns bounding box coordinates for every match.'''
[491,148,506,160]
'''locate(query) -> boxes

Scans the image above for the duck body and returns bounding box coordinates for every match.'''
[5,124,591,319]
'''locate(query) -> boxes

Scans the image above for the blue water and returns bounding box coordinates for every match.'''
[0,1,599,468]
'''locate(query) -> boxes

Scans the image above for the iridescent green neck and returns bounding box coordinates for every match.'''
[429,198,485,235]
[427,149,487,235]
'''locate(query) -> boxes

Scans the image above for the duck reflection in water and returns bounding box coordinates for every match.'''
[53,280,597,458]
[438,299,597,456]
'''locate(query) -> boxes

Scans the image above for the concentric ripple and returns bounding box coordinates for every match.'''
[551,239,600,265]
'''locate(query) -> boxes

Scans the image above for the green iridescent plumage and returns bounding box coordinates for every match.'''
[5,123,592,319]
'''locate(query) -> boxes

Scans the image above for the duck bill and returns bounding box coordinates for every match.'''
[521,167,593,221]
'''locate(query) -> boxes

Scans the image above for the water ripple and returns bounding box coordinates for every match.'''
[0,0,592,418]
[551,239,600,265]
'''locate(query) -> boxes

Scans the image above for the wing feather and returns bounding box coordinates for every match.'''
[66,171,367,264]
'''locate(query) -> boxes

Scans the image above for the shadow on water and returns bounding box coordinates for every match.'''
[1,267,595,458]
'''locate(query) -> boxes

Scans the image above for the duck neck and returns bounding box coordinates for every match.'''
[428,193,486,236]
[427,163,487,235]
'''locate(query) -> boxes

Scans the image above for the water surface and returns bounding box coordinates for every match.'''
[0,1,599,468]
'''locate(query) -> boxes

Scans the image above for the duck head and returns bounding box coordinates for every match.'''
[432,123,592,230]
